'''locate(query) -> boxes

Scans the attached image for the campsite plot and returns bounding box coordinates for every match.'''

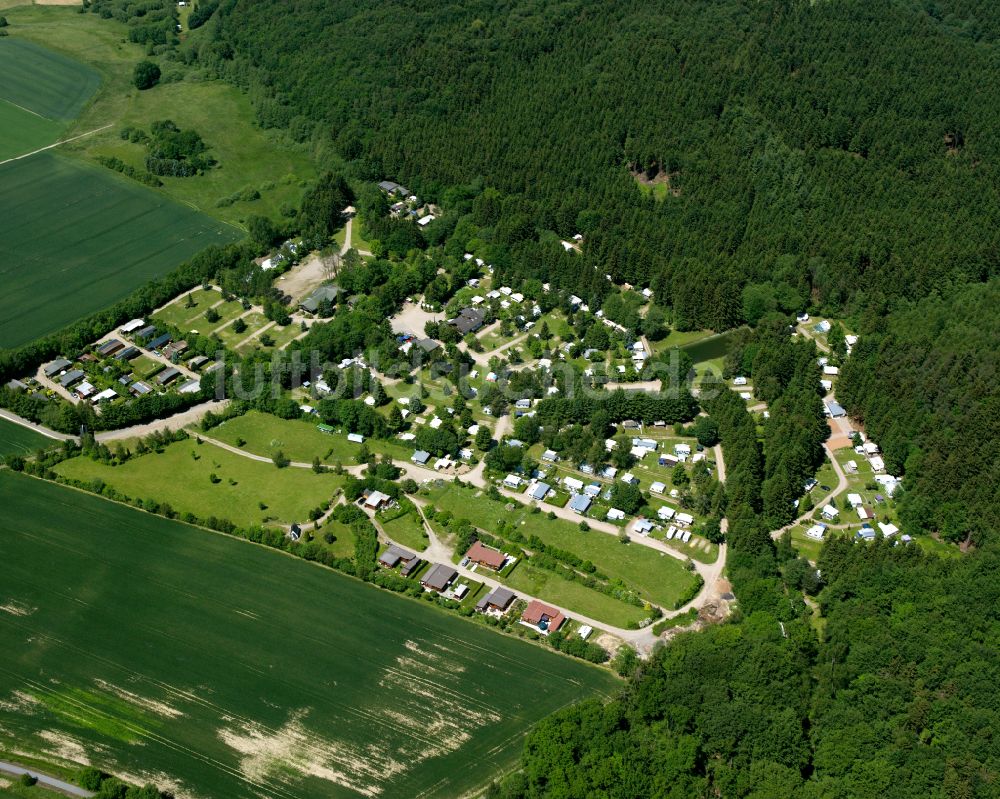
[0,153,239,348]
[0,474,614,799]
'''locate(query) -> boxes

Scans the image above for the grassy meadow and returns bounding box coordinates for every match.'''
[210,411,413,465]
[0,152,239,348]
[54,438,341,526]
[0,473,615,799]
[1,5,316,225]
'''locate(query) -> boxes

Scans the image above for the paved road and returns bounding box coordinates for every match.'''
[0,761,93,797]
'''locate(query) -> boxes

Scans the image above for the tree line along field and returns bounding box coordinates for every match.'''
[0,152,240,349]
[0,473,616,799]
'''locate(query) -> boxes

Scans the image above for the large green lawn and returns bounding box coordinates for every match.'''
[53,438,341,526]
[211,411,412,464]
[0,473,615,799]
[0,152,239,348]
[425,484,698,609]
[0,418,59,456]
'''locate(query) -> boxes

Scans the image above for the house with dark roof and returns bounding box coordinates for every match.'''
[299,285,341,314]
[465,541,507,571]
[115,346,140,361]
[421,563,457,592]
[476,587,516,614]
[96,339,124,358]
[449,307,485,335]
[378,545,420,576]
[43,358,72,378]
[148,333,172,351]
[59,369,85,388]
[156,367,181,386]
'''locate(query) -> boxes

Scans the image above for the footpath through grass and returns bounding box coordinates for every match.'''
[54,438,341,526]
[0,473,615,799]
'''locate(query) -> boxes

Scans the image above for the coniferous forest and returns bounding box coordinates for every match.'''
[81,0,1000,794]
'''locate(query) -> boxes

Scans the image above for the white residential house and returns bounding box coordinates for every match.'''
[675,512,694,527]
[869,455,886,473]
[657,505,676,521]
[821,504,839,520]
[806,523,827,540]
[563,476,584,492]
[650,481,666,494]
[606,508,626,521]
[847,493,864,508]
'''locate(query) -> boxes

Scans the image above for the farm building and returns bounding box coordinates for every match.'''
[378,180,410,196]
[476,587,516,614]
[465,541,507,571]
[421,563,457,592]
[521,600,565,634]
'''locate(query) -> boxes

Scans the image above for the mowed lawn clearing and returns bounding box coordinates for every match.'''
[425,483,698,609]
[211,411,413,464]
[0,152,240,348]
[0,418,61,456]
[0,473,615,799]
[54,438,340,526]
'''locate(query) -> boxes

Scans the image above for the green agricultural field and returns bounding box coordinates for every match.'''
[0,38,100,121]
[0,473,615,799]
[0,418,59,456]
[425,483,698,609]
[0,38,100,160]
[53,438,340,526]
[0,100,63,161]
[0,152,240,348]
[210,411,412,464]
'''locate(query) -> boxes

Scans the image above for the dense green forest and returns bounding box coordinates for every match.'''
[182,0,1000,328]
[838,280,1000,545]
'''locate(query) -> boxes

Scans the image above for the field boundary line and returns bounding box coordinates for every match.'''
[0,124,113,167]
[0,96,49,120]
